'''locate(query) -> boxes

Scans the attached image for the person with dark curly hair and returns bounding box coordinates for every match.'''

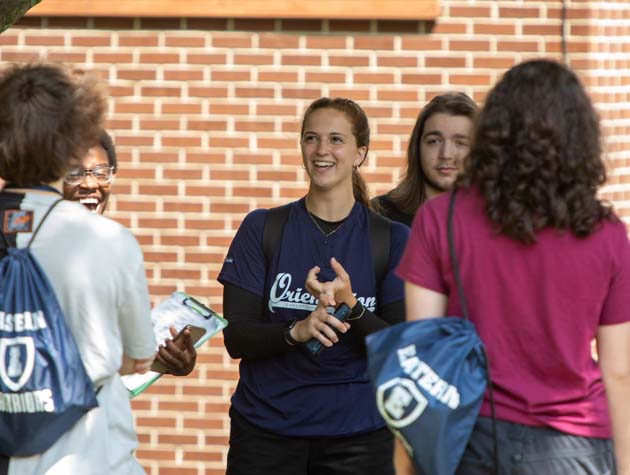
[372,92,478,226]
[396,59,630,475]
[0,63,156,474]
[62,132,197,376]
[62,131,117,215]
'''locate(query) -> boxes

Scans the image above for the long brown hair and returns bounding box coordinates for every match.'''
[462,59,612,243]
[301,97,371,207]
[386,92,478,216]
[0,63,105,186]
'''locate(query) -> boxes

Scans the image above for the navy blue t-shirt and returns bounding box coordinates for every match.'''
[218,198,409,437]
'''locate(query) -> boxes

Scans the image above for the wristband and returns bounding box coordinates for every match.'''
[283,319,298,346]
[346,301,366,321]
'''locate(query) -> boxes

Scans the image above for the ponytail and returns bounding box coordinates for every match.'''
[353,168,371,208]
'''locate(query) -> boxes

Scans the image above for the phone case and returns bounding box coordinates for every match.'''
[150,325,206,373]
[304,303,351,356]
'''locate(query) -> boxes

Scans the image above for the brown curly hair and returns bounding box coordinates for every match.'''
[0,63,105,186]
[461,59,612,244]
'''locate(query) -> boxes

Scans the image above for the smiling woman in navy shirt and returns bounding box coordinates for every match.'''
[218,97,409,475]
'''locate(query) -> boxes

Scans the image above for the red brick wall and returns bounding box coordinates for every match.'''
[579,1,630,212]
[3,1,629,473]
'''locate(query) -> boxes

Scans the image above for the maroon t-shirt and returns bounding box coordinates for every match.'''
[397,186,630,438]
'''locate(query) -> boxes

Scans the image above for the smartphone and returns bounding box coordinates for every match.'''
[304,303,351,356]
[150,324,206,373]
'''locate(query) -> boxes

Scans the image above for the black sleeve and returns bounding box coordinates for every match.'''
[349,299,405,338]
[222,282,293,360]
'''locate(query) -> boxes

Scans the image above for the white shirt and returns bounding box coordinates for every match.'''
[5,191,156,475]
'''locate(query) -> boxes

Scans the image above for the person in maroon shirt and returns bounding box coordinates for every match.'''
[397,59,630,475]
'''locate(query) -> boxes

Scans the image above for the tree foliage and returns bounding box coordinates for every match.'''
[0,0,42,33]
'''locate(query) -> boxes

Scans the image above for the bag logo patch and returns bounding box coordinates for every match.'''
[0,337,35,391]
[3,210,34,234]
[377,377,428,429]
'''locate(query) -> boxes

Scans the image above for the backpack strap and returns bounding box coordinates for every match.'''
[0,198,63,251]
[447,189,499,474]
[262,204,291,266]
[27,199,63,249]
[262,204,391,302]
[368,209,391,298]
[447,190,470,320]
[0,220,9,250]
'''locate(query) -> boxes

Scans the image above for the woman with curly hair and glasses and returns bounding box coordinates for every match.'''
[396,59,630,474]
[62,131,117,215]
[62,132,197,377]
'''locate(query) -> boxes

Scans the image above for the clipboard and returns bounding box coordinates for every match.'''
[121,292,228,398]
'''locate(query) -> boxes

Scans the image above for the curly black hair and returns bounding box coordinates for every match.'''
[99,130,117,172]
[461,59,612,243]
[0,63,105,186]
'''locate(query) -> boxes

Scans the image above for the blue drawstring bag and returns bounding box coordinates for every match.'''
[0,199,98,456]
[366,318,488,475]
[366,190,496,475]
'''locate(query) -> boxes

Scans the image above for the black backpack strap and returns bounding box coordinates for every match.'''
[447,189,499,474]
[0,198,63,251]
[368,209,391,298]
[262,204,291,266]
[0,221,9,250]
[263,204,391,302]
[447,190,469,320]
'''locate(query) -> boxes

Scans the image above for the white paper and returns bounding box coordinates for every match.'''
[121,292,227,397]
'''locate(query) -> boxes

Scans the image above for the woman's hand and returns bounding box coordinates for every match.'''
[305,257,358,308]
[305,265,326,297]
[290,292,350,347]
[153,326,197,376]
[327,257,358,307]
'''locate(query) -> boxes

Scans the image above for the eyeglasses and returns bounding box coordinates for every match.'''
[63,165,114,186]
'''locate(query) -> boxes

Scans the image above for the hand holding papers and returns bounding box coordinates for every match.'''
[121,291,228,397]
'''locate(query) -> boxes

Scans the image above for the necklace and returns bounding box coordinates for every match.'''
[307,211,344,237]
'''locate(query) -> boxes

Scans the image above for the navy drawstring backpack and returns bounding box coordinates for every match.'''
[366,190,498,475]
[0,198,98,456]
